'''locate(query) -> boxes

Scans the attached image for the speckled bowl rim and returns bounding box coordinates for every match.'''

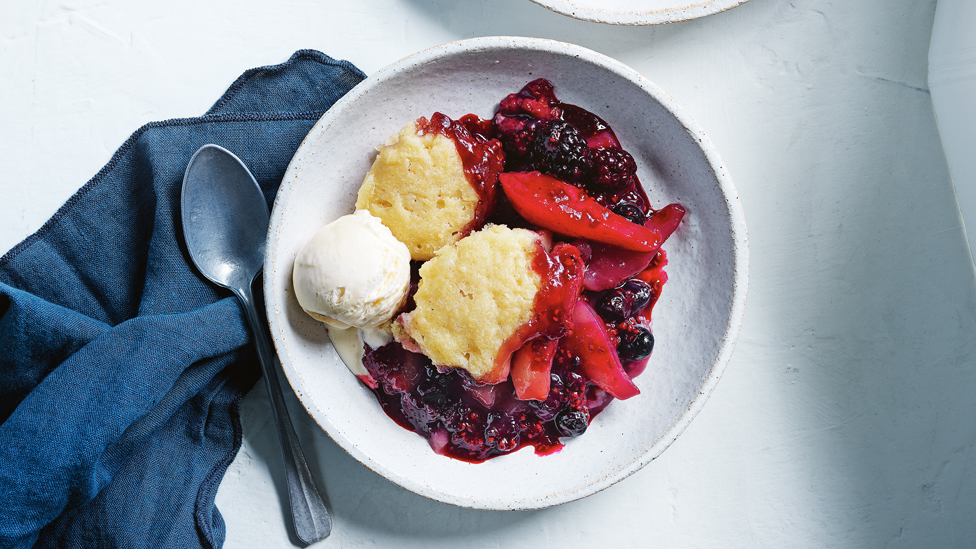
[266,36,748,510]
[529,0,750,25]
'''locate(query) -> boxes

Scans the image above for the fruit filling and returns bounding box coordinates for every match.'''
[298,79,685,462]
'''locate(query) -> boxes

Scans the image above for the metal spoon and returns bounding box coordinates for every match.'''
[181,144,332,544]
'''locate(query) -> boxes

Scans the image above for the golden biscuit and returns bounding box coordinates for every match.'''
[356,120,479,261]
[393,225,542,384]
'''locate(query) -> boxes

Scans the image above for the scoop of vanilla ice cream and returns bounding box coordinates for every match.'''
[293,209,411,331]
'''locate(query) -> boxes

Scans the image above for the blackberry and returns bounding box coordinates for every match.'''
[421,390,449,409]
[617,326,655,362]
[415,364,455,416]
[418,364,451,392]
[529,120,593,184]
[589,147,637,192]
[596,280,654,322]
[553,408,589,437]
[612,203,646,226]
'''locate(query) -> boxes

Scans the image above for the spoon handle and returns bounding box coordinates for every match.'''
[236,282,332,545]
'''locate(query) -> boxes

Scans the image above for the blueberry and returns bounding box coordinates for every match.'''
[617,326,654,362]
[597,293,628,322]
[612,203,646,226]
[596,280,654,322]
[553,408,589,437]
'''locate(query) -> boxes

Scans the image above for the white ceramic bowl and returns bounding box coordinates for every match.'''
[529,0,750,26]
[266,36,748,510]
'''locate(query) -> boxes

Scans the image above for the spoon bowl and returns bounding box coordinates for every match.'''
[182,144,332,544]
[182,145,268,290]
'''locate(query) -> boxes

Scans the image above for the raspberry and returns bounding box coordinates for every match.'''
[589,147,637,192]
[498,79,559,117]
[529,120,593,184]
[493,112,544,165]
[523,78,558,103]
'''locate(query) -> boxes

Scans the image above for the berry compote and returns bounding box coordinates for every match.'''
[360,79,683,462]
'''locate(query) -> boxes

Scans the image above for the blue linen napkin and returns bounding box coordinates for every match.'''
[0,50,365,549]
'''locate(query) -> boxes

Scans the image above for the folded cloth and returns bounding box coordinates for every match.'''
[0,50,365,549]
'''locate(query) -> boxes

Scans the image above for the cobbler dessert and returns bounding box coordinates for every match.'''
[294,79,685,462]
